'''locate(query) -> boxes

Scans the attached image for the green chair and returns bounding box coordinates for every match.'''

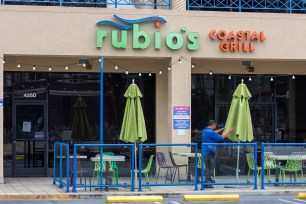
[197,157,215,180]
[246,153,262,182]
[103,152,119,184]
[92,154,106,185]
[280,154,303,183]
[264,152,276,182]
[134,155,154,190]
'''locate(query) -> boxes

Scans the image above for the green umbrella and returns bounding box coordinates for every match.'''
[224,82,253,185]
[119,83,147,143]
[224,82,253,142]
[71,97,92,140]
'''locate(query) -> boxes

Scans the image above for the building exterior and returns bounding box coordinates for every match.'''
[1,0,306,181]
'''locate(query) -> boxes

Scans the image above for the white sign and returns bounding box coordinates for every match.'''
[22,121,31,132]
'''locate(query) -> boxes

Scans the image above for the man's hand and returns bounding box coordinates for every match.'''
[222,127,235,138]
[215,127,225,134]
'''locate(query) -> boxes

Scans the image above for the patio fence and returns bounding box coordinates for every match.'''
[72,143,135,192]
[138,143,199,192]
[261,143,306,189]
[53,142,70,193]
[200,143,258,190]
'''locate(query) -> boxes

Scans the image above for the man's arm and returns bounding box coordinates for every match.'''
[215,128,225,134]
[221,127,235,138]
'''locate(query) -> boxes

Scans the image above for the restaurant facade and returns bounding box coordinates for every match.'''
[1,3,306,181]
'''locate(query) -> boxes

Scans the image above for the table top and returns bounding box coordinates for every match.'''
[56,155,87,159]
[172,152,202,157]
[90,155,125,162]
[267,155,306,160]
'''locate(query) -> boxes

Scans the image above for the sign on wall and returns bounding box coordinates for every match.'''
[173,106,190,129]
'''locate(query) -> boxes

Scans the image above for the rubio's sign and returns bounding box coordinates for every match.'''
[209,30,266,52]
[96,15,200,51]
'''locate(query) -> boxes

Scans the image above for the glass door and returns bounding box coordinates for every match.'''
[12,103,47,176]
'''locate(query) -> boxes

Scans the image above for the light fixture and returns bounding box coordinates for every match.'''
[270,76,273,81]
[148,72,152,76]
[249,77,252,81]
[191,64,195,68]
[65,65,68,70]
[209,71,213,75]
[179,58,182,64]
[99,58,101,62]
[139,72,142,76]
[125,69,129,75]
[83,63,86,67]
[17,63,21,68]
[115,65,118,70]
[228,75,231,80]
[292,75,295,79]
[168,66,171,71]
[2,60,5,64]
[159,70,162,75]
[48,65,52,71]
[32,65,36,71]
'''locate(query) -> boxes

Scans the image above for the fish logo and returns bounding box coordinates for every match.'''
[96,15,167,30]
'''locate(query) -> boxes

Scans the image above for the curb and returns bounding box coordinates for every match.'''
[183,194,240,201]
[106,195,163,203]
[296,193,306,199]
[0,195,79,200]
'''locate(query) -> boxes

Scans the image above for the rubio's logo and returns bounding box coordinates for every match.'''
[96,15,199,51]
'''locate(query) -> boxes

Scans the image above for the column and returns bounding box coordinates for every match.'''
[171,0,186,10]
[0,54,4,183]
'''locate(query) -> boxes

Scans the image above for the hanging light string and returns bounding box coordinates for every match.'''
[0,56,300,79]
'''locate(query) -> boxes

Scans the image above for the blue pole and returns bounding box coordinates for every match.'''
[254,144,257,190]
[261,143,265,190]
[194,144,198,191]
[59,145,63,188]
[200,143,204,190]
[131,144,135,192]
[53,143,57,185]
[137,144,141,192]
[66,145,70,192]
[72,145,77,192]
[100,56,104,144]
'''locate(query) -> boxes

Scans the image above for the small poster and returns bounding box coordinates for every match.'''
[22,121,31,132]
[173,106,190,129]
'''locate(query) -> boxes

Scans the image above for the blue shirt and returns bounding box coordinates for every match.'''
[202,127,224,155]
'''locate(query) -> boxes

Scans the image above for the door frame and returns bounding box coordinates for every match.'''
[12,102,48,177]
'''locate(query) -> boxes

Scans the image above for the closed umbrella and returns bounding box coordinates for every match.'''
[119,82,147,185]
[224,81,253,184]
[71,97,92,140]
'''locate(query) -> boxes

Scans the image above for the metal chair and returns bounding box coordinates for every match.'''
[280,154,303,183]
[169,152,188,183]
[264,152,276,182]
[246,153,262,182]
[156,152,174,184]
[134,155,154,190]
[69,157,91,190]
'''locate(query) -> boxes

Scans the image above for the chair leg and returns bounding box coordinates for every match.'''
[165,168,169,184]
[178,167,180,183]
[247,169,250,182]
[156,167,161,184]
[145,173,151,191]
[172,167,177,183]
[185,166,188,184]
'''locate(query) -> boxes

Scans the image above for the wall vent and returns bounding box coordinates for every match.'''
[241,61,252,67]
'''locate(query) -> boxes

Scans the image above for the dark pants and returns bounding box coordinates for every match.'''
[204,154,216,182]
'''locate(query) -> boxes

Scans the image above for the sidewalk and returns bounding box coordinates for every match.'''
[0,176,304,199]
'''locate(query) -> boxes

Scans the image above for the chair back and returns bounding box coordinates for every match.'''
[264,152,276,168]
[168,152,177,166]
[285,154,302,172]
[94,154,106,172]
[246,153,256,170]
[143,155,154,173]
[156,152,170,167]
[197,157,202,169]
[69,156,82,173]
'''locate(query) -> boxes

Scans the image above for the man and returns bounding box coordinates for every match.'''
[200,120,234,188]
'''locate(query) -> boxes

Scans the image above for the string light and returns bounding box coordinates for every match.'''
[32,65,36,71]
[115,65,118,70]
[168,66,171,71]
[178,58,182,64]
[82,63,86,67]
[48,65,52,71]
[2,60,5,64]
[249,77,252,81]
[270,76,273,81]
[65,65,68,70]
[191,64,195,68]
[159,70,162,75]
[139,72,142,76]
[292,75,295,79]
[17,63,21,68]
[228,75,231,80]
[209,71,213,75]
[125,69,129,75]
[148,72,152,76]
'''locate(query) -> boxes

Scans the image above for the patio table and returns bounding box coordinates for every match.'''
[172,152,201,181]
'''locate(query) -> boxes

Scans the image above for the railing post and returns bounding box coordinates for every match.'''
[261,143,265,190]
[59,144,63,188]
[131,144,135,192]
[290,0,292,13]
[253,144,258,190]
[137,144,141,192]
[200,143,205,190]
[169,0,172,10]
[239,0,242,12]
[72,145,77,192]
[115,0,118,8]
[66,145,70,193]
[194,143,198,191]
[60,0,62,7]
[53,143,57,185]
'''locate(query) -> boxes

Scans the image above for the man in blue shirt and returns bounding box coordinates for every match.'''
[200,120,234,188]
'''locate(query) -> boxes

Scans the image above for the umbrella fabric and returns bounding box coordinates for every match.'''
[71,97,92,140]
[119,84,147,143]
[224,83,253,142]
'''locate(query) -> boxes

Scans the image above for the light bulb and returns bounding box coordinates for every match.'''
[83,63,86,67]
[270,77,273,81]
[148,72,152,76]
[17,63,21,68]
[48,65,52,71]
[65,65,68,70]
[125,69,129,75]
[179,59,182,64]
[191,64,195,68]
[99,58,101,62]
[139,72,142,76]
[115,65,118,70]
[159,70,162,75]
[249,77,252,81]
[32,65,36,71]
[2,60,5,64]
[168,66,171,71]
[209,71,212,75]
[228,75,231,80]
[292,75,295,79]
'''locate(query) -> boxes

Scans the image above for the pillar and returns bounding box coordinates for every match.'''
[0,54,4,183]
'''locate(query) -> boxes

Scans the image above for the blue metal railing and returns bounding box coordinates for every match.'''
[138,143,199,192]
[200,143,258,190]
[261,143,306,189]
[2,0,171,9]
[187,0,306,13]
[53,142,70,193]
[72,143,135,192]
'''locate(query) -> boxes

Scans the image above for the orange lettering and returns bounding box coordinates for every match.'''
[230,42,237,51]
[227,31,236,41]
[217,30,227,40]
[209,30,216,40]
[237,31,243,40]
[220,42,228,52]
[260,32,266,41]
[249,42,255,52]
[242,42,248,52]
[244,31,251,40]
[251,32,259,41]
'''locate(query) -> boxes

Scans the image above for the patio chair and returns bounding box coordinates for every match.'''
[133,155,154,190]
[197,157,215,181]
[92,154,114,185]
[103,152,119,184]
[169,152,188,183]
[69,157,91,191]
[156,152,174,184]
[246,153,262,182]
[280,154,303,184]
[264,152,276,182]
